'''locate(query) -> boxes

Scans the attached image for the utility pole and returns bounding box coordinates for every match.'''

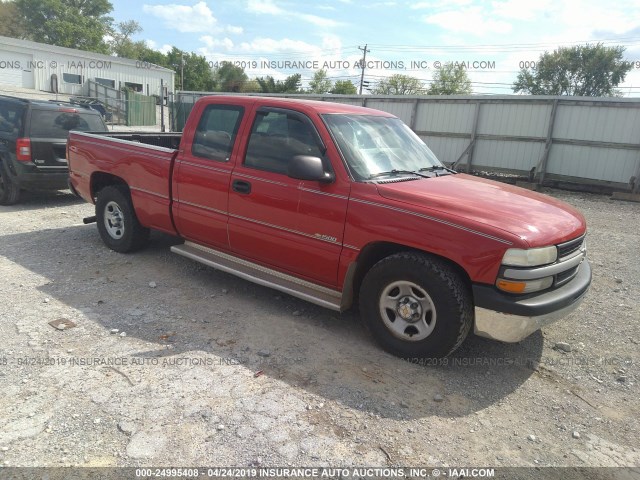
[358,44,370,95]
[180,52,184,91]
[160,79,165,132]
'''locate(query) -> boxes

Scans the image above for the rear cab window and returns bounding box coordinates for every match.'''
[29,109,107,138]
[191,104,244,162]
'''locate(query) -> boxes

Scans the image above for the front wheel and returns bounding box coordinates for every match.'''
[359,252,473,359]
[96,185,149,253]
[0,162,20,205]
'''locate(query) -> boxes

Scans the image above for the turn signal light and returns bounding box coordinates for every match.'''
[496,276,554,294]
[496,279,527,294]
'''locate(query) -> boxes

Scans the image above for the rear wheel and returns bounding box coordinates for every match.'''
[96,185,149,253]
[0,162,20,205]
[359,252,473,359]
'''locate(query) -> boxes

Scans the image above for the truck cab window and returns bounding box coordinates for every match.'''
[192,104,244,162]
[244,111,323,175]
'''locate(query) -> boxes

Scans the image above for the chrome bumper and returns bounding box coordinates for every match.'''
[473,290,587,343]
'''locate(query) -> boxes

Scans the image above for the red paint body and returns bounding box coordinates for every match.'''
[68,96,587,292]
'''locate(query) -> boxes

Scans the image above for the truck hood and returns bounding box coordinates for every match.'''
[375,174,586,246]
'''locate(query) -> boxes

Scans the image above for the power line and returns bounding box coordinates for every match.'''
[207,36,640,59]
[366,36,640,51]
[203,37,640,62]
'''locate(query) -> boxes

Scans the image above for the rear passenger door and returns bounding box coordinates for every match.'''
[172,103,245,248]
[0,102,24,159]
[227,107,349,287]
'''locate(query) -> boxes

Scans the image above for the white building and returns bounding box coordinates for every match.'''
[0,35,174,97]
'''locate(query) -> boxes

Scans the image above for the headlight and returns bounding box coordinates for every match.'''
[502,246,557,267]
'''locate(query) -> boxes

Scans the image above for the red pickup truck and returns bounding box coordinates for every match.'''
[68,96,591,358]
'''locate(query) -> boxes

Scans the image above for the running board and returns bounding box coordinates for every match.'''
[171,241,343,311]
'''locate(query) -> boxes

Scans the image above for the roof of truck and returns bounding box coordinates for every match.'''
[195,95,396,117]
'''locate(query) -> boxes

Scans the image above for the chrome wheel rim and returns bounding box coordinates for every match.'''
[379,280,437,342]
[104,201,125,239]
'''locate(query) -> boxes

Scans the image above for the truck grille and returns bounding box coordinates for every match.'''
[557,235,585,260]
[555,265,580,287]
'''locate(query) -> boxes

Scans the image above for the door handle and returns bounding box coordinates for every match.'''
[232,179,251,194]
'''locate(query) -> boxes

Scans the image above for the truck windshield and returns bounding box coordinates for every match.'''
[322,114,443,181]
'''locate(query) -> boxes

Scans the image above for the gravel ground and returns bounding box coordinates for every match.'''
[0,187,638,474]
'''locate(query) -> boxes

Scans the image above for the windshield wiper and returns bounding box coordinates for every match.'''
[368,169,432,180]
[418,165,457,176]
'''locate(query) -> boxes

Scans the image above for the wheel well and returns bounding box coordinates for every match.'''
[0,153,17,177]
[349,242,472,306]
[91,172,127,200]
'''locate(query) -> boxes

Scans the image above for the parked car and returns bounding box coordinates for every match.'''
[67,96,591,358]
[69,97,114,122]
[0,95,108,205]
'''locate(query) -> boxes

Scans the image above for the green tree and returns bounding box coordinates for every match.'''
[0,1,28,38]
[512,43,632,97]
[308,69,332,94]
[110,20,143,58]
[14,0,114,53]
[107,21,169,67]
[256,76,275,93]
[166,48,215,91]
[213,62,249,92]
[373,74,423,95]
[136,48,170,68]
[241,79,261,93]
[256,74,302,93]
[282,74,302,93]
[330,80,357,95]
[428,63,472,95]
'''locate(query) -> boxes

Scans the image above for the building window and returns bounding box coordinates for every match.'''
[95,77,115,88]
[63,73,82,84]
[124,82,143,93]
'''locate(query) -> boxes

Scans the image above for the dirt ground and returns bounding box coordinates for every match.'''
[0,187,638,474]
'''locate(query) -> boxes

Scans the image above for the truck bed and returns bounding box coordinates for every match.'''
[68,131,181,235]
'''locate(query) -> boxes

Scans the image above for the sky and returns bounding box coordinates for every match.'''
[109,0,640,95]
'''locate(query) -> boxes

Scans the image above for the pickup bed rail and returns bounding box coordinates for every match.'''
[86,132,182,150]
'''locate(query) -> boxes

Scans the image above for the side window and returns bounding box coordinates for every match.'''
[0,105,24,134]
[244,110,323,175]
[192,104,244,162]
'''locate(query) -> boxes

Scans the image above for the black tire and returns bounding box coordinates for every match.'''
[359,252,473,359]
[96,185,149,253]
[0,162,20,205]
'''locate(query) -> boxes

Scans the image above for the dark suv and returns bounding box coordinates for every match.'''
[0,95,108,205]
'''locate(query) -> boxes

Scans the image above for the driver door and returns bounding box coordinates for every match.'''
[227,107,348,287]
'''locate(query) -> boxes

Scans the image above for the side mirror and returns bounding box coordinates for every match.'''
[288,155,334,183]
